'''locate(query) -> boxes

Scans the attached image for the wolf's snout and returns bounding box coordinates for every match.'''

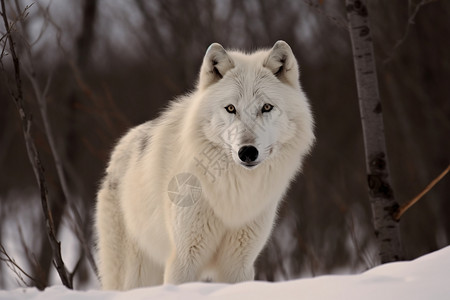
[238,146,259,163]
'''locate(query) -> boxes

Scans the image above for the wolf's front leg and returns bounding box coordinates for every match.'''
[215,208,277,283]
[164,205,222,284]
[164,251,199,284]
[214,227,258,283]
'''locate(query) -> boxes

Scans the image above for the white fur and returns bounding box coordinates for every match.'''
[95,41,315,290]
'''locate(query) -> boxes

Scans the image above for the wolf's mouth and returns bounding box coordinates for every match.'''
[240,162,259,169]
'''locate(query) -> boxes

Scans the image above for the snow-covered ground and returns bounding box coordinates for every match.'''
[1,246,449,300]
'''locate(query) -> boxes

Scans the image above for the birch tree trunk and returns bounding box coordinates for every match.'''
[346,0,403,263]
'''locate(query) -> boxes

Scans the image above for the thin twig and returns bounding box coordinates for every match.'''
[0,0,73,289]
[0,244,45,289]
[17,224,48,286]
[301,0,348,30]
[383,0,440,65]
[347,211,375,269]
[69,251,84,284]
[12,0,98,278]
[34,1,66,57]
[0,34,7,59]
[394,164,450,221]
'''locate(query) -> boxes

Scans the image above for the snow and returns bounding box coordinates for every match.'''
[1,246,449,300]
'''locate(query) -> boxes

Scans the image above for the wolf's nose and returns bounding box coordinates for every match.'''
[238,146,259,162]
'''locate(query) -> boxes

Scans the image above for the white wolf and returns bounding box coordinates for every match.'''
[95,41,314,290]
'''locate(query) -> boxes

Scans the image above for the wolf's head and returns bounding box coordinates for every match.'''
[195,41,314,170]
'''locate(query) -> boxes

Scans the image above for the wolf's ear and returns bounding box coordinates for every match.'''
[199,43,234,90]
[263,41,299,88]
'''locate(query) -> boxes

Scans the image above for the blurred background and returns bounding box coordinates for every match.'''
[0,0,449,290]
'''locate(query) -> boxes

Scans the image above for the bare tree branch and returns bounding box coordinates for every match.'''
[0,0,73,289]
[394,164,450,220]
[347,211,376,269]
[17,225,46,285]
[11,0,99,278]
[69,251,85,284]
[0,244,45,290]
[34,1,66,56]
[383,0,440,65]
[0,2,32,61]
[302,0,348,30]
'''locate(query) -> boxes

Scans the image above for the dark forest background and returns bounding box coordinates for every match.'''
[0,0,449,289]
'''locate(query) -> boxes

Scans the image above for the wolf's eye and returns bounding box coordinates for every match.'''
[262,103,274,113]
[225,104,236,114]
